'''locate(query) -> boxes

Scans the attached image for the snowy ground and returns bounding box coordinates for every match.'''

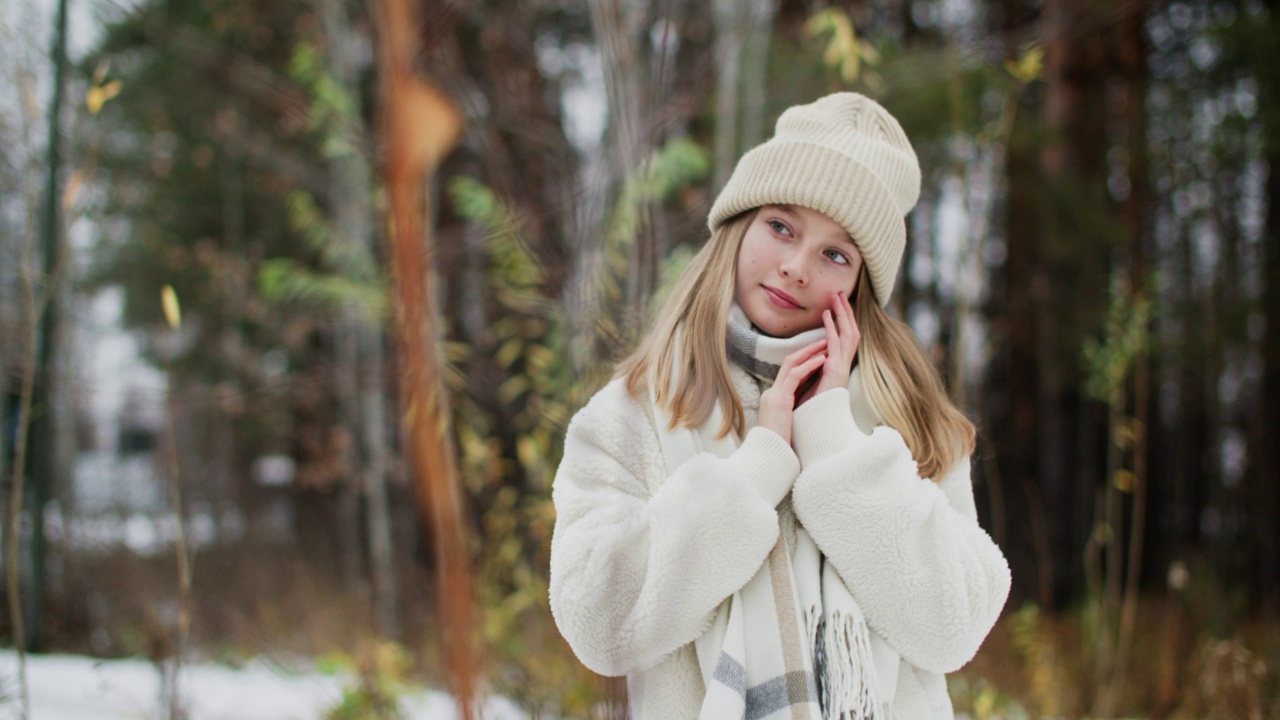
[0,651,528,720]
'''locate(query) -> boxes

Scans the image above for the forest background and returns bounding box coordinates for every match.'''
[1,0,1278,717]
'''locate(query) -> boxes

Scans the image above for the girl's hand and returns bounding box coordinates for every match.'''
[800,291,860,404]
[757,339,827,445]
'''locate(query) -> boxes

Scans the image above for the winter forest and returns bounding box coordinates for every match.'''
[1,0,1278,717]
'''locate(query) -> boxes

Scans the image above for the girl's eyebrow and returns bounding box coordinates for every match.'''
[768,205,856,248]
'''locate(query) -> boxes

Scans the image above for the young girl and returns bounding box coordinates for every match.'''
[549,93,1011,719]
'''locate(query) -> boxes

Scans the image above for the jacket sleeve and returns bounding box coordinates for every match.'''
[789,388,1011,674]
[549,380,800,676]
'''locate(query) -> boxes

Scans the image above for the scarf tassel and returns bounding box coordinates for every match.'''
[807,605,883,720]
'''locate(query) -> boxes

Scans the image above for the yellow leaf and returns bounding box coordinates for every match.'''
[516,434,540,471]
[1005,46,1044,83]
[498,374,528,403]
[842,55,860,85]
[161,284,182,330]
[86,87,106,115]
[86,78,124,114]
[974,686,997,717]
[494,337,523,369]
[1113,469,1136,493]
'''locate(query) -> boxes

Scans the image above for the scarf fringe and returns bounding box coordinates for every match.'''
[806,604,883,720]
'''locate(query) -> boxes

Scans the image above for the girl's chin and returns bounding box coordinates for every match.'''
[750,317,821,339]
[740,301,820,337]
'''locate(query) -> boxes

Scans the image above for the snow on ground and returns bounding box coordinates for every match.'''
[0,651,528,720]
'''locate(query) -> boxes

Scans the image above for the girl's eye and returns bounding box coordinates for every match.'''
[767,219,792,236]
[824,248,850,265]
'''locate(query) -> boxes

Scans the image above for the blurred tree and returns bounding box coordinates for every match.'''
[1256,0,1280,603]
[83,0,386,592]
[1218,0,1280,603]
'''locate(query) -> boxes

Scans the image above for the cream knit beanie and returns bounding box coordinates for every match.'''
[708,92,921,306]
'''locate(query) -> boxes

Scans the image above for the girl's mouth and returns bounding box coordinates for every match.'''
[763,286,803,309]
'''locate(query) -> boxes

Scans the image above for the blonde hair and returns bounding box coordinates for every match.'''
[851,264,975,479]
[619,211,756,439]
[619,210,975,481]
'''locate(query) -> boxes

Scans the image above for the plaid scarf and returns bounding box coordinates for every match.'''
[725,305,827,384]
[652,310,894,720]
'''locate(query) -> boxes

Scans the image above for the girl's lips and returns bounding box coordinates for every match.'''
[763,286,803,310]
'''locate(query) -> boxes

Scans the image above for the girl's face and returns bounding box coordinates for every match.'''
[734,205,864,337]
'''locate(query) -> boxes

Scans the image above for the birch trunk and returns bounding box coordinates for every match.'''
[320,0,398,637]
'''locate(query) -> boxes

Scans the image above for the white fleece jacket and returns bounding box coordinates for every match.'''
[549,367,1011,718]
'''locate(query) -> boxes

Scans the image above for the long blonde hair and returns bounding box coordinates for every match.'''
[851,264,975,479]
[619,209,975,480]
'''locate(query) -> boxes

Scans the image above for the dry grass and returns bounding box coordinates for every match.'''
[23,545,1280,719]
[955,597,1280,719]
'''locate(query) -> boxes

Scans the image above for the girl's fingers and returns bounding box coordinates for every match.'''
[838,291,859,352]
[773,352,824,391]
[823,297,854,363]
[777,338,827,371]
[840,291,856,331]
[779,352,826,392]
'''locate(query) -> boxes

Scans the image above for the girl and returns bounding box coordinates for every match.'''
[549,93,1011,719]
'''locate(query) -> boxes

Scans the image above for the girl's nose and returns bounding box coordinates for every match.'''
[779,253,808,285]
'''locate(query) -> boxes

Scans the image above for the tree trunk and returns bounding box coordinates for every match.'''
[592,0,662,314]
[1253,0,1280,603]
[1260,143,1280,598]
[21,0,71,653]
[1110,3,1151,708]
[361,330,397,640]
[712,0,743,191]
[740,0,776,151]
[335,315,366,597]
[1040,0,1111,608]
[320,0,397,636]
[993,0,1050,609]
[373,0,475,707]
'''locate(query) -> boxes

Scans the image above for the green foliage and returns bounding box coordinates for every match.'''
[650,242,698,315]
[255,186,384,321]
[449,176,548,314]
[1008,603,1072,717]
[444,149,711,712]
[322,641,412,720]
[445,175,593,712]
[947,673,1030,720]
[605,137,712,257]
[1082,276,1152,406]
[287,41,359,159]
[84,0,345,372]
[257,258,385,319]
[284,190,378,281]
[593,137,712,349]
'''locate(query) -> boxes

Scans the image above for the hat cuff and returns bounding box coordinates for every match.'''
[708,140,905,306]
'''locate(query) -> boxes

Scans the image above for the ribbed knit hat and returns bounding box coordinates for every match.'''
[708,92,921,306]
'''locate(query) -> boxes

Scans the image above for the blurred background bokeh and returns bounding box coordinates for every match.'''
[1,0,1278,717]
